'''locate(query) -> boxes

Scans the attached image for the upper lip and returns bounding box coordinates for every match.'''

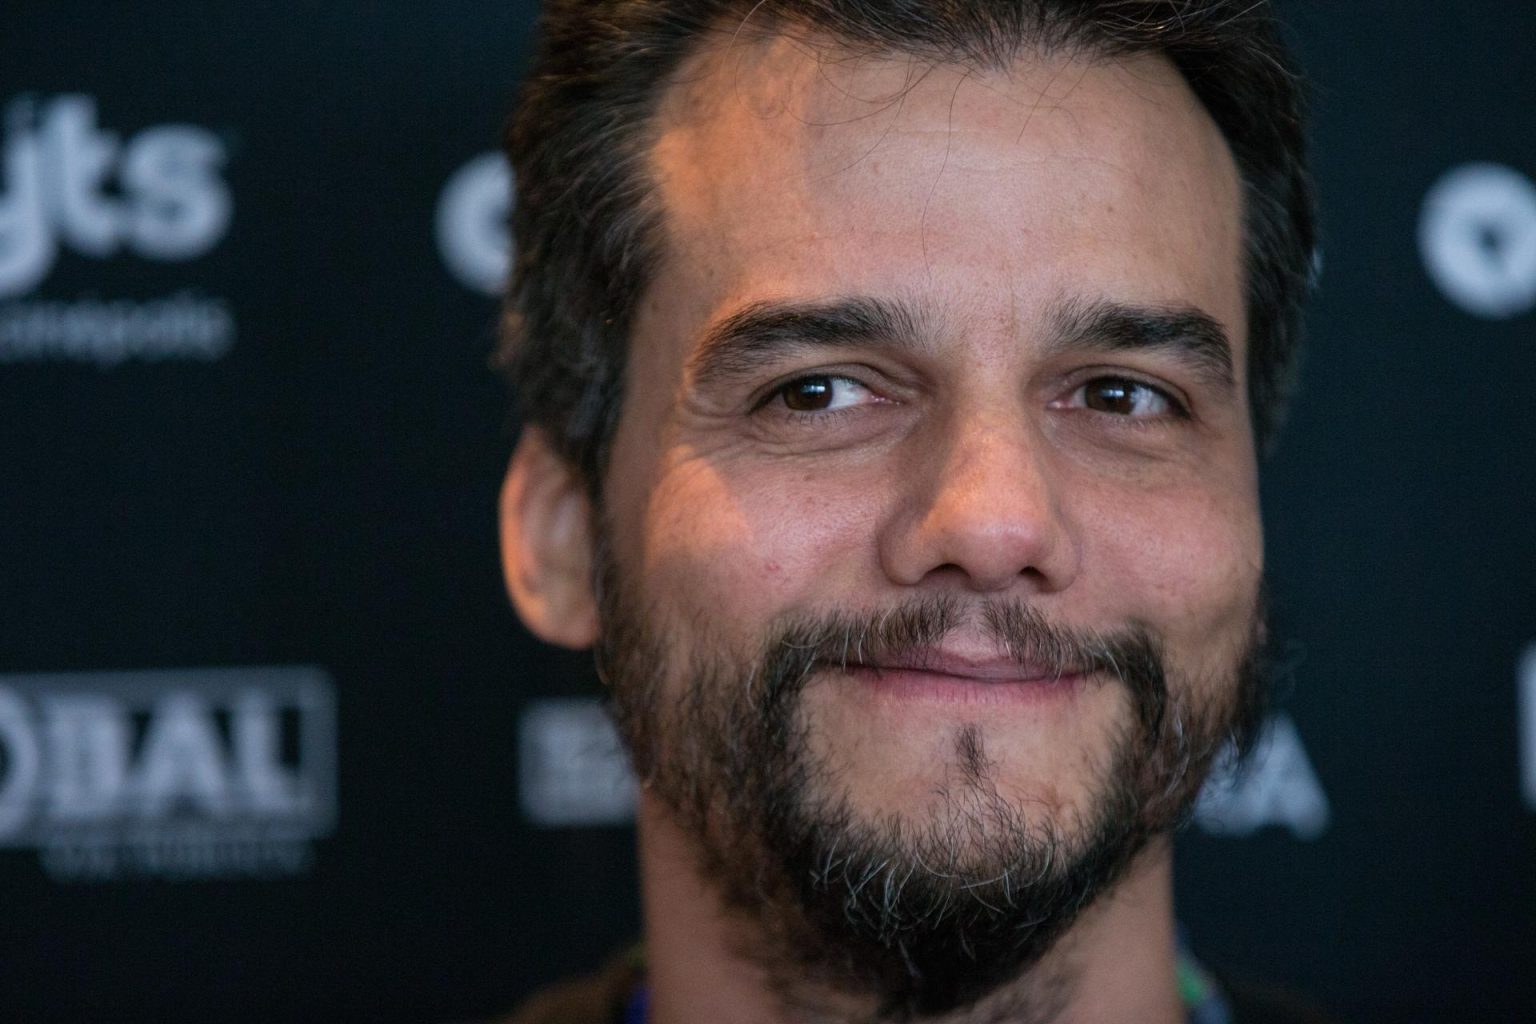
[838,647,1086,683]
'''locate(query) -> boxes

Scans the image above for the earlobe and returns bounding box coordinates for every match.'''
[499,427,600,649]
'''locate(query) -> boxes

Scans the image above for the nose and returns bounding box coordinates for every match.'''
[877,414,1080,594]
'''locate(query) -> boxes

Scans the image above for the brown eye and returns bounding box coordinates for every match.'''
[1081,377,1173,417]
[781,376,834,411]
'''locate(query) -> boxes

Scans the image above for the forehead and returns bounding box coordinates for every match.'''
[641,31,1245,369]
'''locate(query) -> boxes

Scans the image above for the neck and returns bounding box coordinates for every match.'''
[636,792,1183,1024]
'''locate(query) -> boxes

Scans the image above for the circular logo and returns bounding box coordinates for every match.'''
[0,691,40,838]
[436,152,513,296]
[1419,163,1536,319]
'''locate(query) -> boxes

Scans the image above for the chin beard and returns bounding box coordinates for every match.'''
[596,556,1267,1021]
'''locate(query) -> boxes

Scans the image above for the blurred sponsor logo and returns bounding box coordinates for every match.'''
[0,666,334,881]
[1420,163,1536,319]
[519,698,634,827]
[1195,713,1330,841]
[437,152,512,295]
[0,94,235,364]
[0,290,233,365]
[1521,644,1535,811]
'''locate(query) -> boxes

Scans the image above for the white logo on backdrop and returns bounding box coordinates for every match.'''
[1520,643,1536,812]
[0,94,235,364]
[519,698,635,827]
[0,666,335,881]
[436,152,512,295]
[1420,163,1536,319]
[517,697,1329,840]
[1194,713,1330,841]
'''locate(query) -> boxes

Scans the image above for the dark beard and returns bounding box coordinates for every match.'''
[595,553,1267,1021]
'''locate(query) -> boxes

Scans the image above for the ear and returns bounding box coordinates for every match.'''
[499,427,600,649]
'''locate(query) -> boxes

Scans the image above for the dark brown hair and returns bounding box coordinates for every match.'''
[499,1,1315,489]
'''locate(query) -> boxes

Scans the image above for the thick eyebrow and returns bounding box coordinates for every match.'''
[686,294,1237,393]
[687,297,926,390]
[1048,298,1237,391]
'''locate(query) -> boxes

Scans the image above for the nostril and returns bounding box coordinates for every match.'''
[920,560,1050,593]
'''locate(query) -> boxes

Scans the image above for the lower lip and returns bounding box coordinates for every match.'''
[841,666,1089,706]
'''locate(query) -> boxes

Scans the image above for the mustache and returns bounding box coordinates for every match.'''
[754,594,1168,736]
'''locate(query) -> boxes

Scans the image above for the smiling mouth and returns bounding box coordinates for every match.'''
[818,649,1091,705]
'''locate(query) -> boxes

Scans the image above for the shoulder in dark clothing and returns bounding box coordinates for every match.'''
[492,952,1345,1024]
[495,949,644,1024]
[1221,972,1349,1024]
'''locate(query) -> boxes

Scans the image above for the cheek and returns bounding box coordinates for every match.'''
[1079,473,1262,648]
[630,457,883,646]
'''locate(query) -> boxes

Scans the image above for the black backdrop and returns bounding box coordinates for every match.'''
[1,2,1533,1021]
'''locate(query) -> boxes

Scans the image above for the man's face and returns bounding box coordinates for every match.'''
[594,35,1260,1014]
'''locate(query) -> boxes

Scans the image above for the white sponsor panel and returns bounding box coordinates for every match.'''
[519,698,635,827]
[0,666,335,881]
[1195,713,1330,841]
[436,151,512,295]
[0,93,236,363]
[1420,162,1536,319]
[1521,643,1536,812]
